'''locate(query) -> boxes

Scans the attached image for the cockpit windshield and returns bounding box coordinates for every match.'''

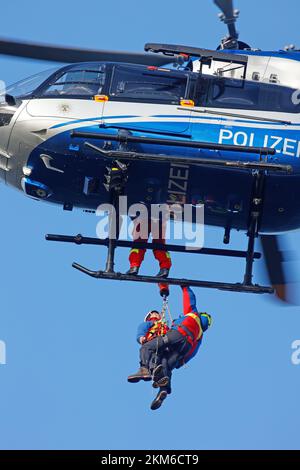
[40,63,107,98]
[6,67,60,99]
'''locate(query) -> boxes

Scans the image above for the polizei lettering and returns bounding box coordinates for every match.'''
[219,129,300,158]
[167,163,189,205]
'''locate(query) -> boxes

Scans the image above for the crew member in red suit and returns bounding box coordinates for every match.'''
[127,213,171,278]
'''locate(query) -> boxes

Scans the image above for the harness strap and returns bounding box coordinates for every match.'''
[185,313,203,340]
[177,325,194,345]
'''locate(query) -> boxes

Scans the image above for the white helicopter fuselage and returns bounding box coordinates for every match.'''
[1,52,300,232]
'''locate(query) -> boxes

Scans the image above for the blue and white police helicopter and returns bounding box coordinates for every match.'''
[0,0,299,301]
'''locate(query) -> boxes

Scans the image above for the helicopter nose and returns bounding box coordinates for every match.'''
[0,133,10,180]
[0,128,10,179]
[0,97,19,178]
[0,146,10,181]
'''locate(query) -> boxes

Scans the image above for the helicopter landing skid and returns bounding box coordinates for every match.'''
[45,158,280,296]
[46,233,272,294]
[71,265,273,295]
[46,170,274,296]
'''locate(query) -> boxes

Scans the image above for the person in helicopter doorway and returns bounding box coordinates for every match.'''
[128,284,212,410]
[126,206,172,278]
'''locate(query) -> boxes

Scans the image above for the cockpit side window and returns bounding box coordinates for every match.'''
[40,65,107,99]
[198,76,300,114]
[109,66,188,104]
[207,78,256,109]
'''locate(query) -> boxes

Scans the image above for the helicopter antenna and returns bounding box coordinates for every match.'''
[214,0,240,49]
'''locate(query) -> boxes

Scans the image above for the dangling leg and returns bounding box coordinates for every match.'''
[151,217,172,278]
[151,347,180,410]
[152,330,191,387]
[127,218,150,275]
[152,356,170,389]
[150,374,172,411]
[127,337,165,383]
[148,349,161,377]
[127,365,152,383]
[151,357,171,410]
[150,388,168,411]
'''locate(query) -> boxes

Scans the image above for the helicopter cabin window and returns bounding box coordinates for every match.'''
[196,76,300,114]
[41,65,107,98]
[109,66,187,104]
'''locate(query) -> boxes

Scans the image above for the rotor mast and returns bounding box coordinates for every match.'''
[214,0,246,50]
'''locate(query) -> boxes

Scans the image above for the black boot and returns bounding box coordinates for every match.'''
[156,268,169,278]
[152,365,169,389]
[127,367,151,383]
[150,389,168,411]
[126,266,139,275]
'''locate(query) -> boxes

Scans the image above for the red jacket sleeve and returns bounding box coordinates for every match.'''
[182,286,198,315]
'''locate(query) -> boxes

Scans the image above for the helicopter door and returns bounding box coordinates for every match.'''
[25,65,107,126]
[189,75,229,143]
[102,65,191,136]
[26,97,105,124]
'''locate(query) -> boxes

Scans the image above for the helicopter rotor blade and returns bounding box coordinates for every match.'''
[0,37,172,66]
[260,235,286,302]
[260,234,300,304]
[213,0,239,41]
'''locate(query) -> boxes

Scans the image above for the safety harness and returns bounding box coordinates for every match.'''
[145,321,168,342]
[148,295,174,373]
[145,295,173,342]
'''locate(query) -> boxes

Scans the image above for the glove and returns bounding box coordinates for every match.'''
[159,282,169,297]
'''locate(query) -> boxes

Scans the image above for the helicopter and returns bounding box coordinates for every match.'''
[0,0,299,301]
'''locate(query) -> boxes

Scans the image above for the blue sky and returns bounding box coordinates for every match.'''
[0,0,300,450]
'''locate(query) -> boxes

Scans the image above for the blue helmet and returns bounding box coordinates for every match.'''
[200,312,212,332]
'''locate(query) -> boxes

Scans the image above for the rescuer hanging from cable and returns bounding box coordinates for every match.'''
[128,285,212,410]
